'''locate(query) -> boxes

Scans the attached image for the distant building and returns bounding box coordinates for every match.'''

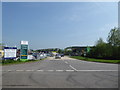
[65,46,93,56]
[37,48,60,53]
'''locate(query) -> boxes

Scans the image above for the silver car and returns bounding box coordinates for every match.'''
[55,54,61,59]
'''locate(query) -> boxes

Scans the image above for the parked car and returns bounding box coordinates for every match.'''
[55,54,61,59]
[60,54,64,57]
[46,53,51,56]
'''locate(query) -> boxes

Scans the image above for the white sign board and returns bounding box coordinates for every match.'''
[21,41,28,45]
[4,47,17,59]
[28,55,34,60]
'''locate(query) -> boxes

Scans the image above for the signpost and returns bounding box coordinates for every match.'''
[20,41,28,61]
[4,47,17,59]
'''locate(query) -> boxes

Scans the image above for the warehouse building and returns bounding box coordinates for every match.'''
[65,46,93,56]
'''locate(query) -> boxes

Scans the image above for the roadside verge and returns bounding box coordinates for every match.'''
[70,56,120,64]
[1,58,47,66]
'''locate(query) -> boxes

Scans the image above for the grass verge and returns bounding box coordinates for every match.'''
[70,56,120,64]
[1,58,47,66]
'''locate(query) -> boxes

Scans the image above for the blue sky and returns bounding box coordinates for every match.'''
[2,2,118,49]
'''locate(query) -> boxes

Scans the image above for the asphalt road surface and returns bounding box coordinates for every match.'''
[2,56,118,88]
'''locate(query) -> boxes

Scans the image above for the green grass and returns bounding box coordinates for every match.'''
[70,56,120,64]
[1,58,47,66]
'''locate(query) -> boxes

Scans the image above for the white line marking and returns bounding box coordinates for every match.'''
[65,70,74,72]
[26,70,34,71]
[3,69,118,72]
[76,70,118,72]
[7,70,12,72]
[69,65,77,71]
[37,70,44,72]
[56,70,64,72]
[65,61,68,64]
[16,70,24,71]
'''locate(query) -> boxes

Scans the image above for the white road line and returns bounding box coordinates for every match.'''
[65,61,68,64]
[16,70,24,72]
[65,70,74,72]
[7,70,12,72]
[3,69,118,72]
[69,65,77,71]
[76,70,118,72]
[56,70,64,72]
[26,70,34,71]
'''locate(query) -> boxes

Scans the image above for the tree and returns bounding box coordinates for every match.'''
[95,38,105,45]
[107,27,120,46]
[87,27,120,60]
[64,48,72,55]
[57,49,64,54]
[87,38,113,59]
[94,38,107,58]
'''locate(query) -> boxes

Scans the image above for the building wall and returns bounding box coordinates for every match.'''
[65,46,93,56]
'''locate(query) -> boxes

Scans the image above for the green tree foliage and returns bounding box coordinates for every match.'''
[87,27,120,60]
[87,38,110,59]
[107,27,120,46]
[95,38,107,58]
[64,48,72,55]
[57,49,64,54]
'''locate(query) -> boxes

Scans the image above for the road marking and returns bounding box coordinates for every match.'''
[16,70,24,72]
[65,61,68,64]
[76,70,118,72]
[3,69,118,72]
[26,70,34,71]
[69,65,77,71]
[65,70,74,72]
[7,70,12,72]
[56,70,64,72]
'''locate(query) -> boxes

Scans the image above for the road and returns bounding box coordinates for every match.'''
[2,56,118,88]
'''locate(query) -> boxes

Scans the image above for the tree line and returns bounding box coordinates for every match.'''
[87,27,120,60]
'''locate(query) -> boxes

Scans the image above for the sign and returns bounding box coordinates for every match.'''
[20,41,28,45]
[20,41,28,61]
[28,55,34,60]
[87,47,90,53]
[4,47,17,59]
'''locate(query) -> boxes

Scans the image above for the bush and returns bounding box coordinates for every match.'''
[87,41,120,60]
